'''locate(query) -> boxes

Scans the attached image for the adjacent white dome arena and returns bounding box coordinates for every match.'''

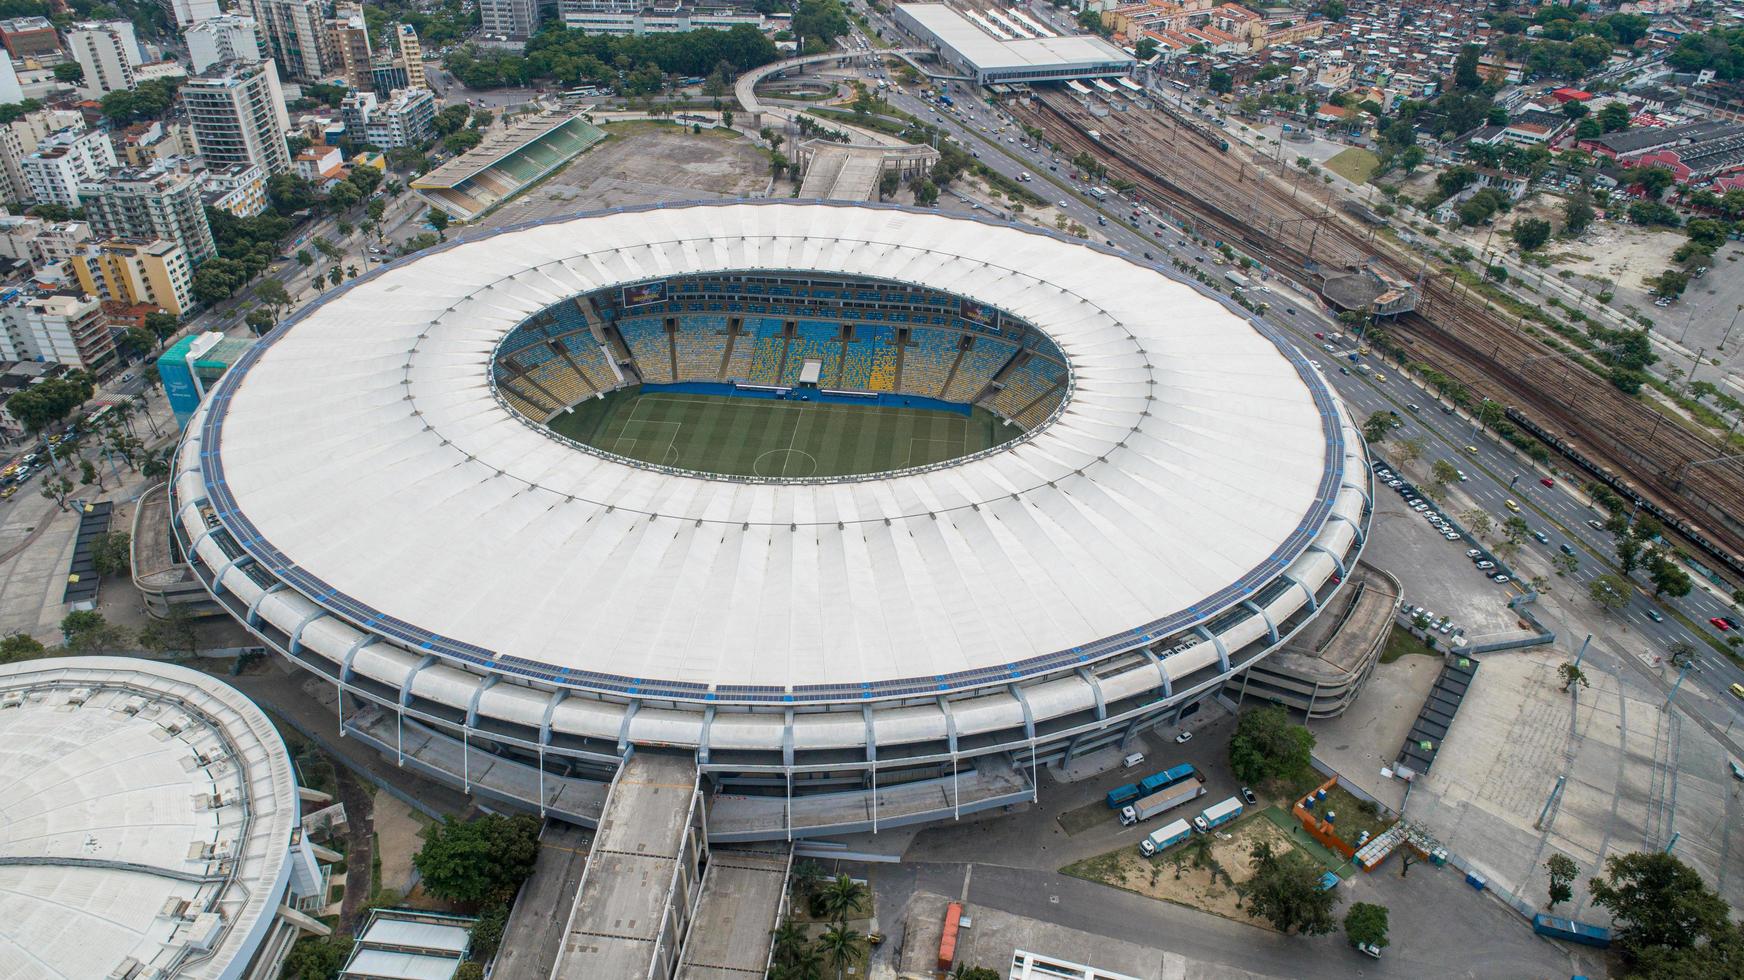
[172,202,1371,836]
[0,658,306,980]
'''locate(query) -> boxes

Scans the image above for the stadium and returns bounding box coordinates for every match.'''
[170,201,1371,839]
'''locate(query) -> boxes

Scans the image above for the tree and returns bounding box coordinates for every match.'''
[1208,70,1233,94]
[427,208,451,240]
[144,311,180,346]
[1243,840,1339,935]
[52,62,83,83]
[1588,852,1730,961]
[0,631,44,664]
[59,610,129,653]
[1589,574,1630,614]
[1512,217,1552,251]
[245,309,276,336]
[468,901,509,960]
[1558,661,1590,691]
[815,874,867,921]
[281,936,354,980]
[1362,411,1393,443]
[951,968,1001,980]
[454,964,484,980]
[1228,705,1314,785]
[326,265,344,288]
[413,813,541,905]
[1343,902,1389,950]
[138,602,201,659]
[1563,191,1595,235]
[1616,533,1644,575]
[1461,509,1492,540]
[1646,550,1693,598]
[1632,165,1675,199]
[1486,263,1509,283]
[1431,459,1459,489]
[327,180,361,212]
[1503,515,1530,545]
[1598,101,1632,133]
[115,327,155,361]
[91,531,131,575]
[1546,854,1578,910]
[1396,437,1425,469]
[815,921,864,980]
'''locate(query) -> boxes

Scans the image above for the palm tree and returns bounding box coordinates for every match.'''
[815,922,864,980]
[816,874,867,922]
[132,394,160,438]
[771,942,825,980]
[770,919,809,969]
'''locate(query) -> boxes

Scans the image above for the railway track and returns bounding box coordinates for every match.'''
[1016,88,1744,577]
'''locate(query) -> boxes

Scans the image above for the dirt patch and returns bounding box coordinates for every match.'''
[477,123,768,230]
[373,790,431,896]
[1060,815,1302,926]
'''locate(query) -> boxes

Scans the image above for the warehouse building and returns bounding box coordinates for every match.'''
[894,3,1134,85]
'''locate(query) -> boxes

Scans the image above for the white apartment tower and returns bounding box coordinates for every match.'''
[66,21,141,97]
[20,127,117,206]
[183,59,290,176]
[159,0,222,28]
[186,15,268,74]
[479,0,541,43]
[0,50,22,105]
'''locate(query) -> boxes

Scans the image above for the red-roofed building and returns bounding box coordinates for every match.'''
[1551,87,1592,103]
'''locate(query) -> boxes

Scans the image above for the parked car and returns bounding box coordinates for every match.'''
[1476,560,1495,570]
[1240,786,1257,805]
[1174,731,1193,744]
[1492,574,1511,584]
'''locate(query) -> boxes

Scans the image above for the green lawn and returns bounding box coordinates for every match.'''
[547,388,1014,478]
[1323,147,1381,184]
[1379,625,1439,664]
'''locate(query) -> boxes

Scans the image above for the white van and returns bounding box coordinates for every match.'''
[1122,752,1145,769]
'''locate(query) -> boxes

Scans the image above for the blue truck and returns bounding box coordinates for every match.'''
[1193,796,1243,833]
[1138,818,1193,857]
[1107,763,1198,809]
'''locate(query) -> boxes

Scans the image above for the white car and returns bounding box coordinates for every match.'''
[1443,531,1461,540]
[1175,731,1193,744]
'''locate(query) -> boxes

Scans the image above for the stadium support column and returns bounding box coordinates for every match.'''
[863,705,877,834]
[338,635,379,738]
[463,675,500,793]
[784,708,795,842]
[1243,600,1279,645]
[538,690,569,818]
[938,696,960,820]
[1196,625,1229,673]
[1009,685,1037,803]
[397,655,436,767]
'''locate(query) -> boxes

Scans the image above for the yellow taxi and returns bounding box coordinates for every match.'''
[1,486,18,499]
[1358,345,1370,355]
[1731,683,1744,700]
[1374,372,1388,382]
[1504,499,1520,512]
[1464,445,1479,455]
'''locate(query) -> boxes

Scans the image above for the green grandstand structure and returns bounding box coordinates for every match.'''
[411,112,605,221]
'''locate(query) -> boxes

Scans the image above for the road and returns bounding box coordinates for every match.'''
[834,44,1744,744]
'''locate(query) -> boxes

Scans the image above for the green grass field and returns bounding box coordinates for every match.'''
[547,388,1016,478]
[1323,147,1381,184]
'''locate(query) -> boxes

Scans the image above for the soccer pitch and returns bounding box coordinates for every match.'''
[547,389,1017,478]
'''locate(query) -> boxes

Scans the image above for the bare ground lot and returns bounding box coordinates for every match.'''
[1061,814,1309,926]
[477,122,768,230]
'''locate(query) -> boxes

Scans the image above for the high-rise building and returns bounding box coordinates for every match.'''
[186,14,267,74]
[66,21,141,97]
[479,0,541,44]
[72,238,194,317]
[396,23,426,90]
[159,0,222,28]
[330,4,372,92]
[0,293,114,372]
[183,59,290,176]
[0,213,92,270]
[0,107,86,202]
[20,126,117,206]
[0,17,61,64]
[244,0,336,82]
[0,50,22,104]
[201,161,269,217]
[80,157,218,266]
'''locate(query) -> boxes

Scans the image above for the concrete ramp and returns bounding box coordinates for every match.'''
[552,753,703,979]
[677,845,791,979]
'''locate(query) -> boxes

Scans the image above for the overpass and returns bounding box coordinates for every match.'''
[736,47,929,130]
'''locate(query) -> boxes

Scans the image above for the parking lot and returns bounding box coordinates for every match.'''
[1364,461,1533,645]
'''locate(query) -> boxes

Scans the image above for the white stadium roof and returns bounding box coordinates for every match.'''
[189,202,1353,702]
[0,658,298,980]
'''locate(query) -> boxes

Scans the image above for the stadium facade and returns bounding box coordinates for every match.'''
[170,202,1371,839]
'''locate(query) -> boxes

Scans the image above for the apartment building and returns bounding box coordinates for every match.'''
[202,162,269,217]
[330,3,372,92]
[72,238,194,317]
[159,0,222,28]
[20,127,117,206]
[187,15,268,74]
[0,214,92,270]
[66,21,141,97]
[0,292,114,373]
[80,158,218,266]
[479,0,542,43]
[244,0,338,82]
[396,23,426,90]
[342,86,436,148]
[183,59,291,176]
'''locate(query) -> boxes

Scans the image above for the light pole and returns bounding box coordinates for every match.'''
[1722,303,1744,352]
